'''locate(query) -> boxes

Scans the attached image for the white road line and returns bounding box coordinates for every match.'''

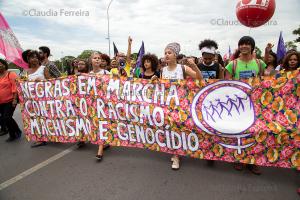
[0,145,76,191]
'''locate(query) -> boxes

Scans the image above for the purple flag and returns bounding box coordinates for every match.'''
[276,31,286,62]
[136,41,145,69]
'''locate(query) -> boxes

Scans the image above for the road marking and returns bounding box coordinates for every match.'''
[0,145,76,191]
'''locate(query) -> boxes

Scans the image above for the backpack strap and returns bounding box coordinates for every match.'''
[181,64,186,79]
[232,59,237,80]
[255,59,264,77]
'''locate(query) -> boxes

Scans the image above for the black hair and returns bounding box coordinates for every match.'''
[216,54,224,67]
[27,50,42,67]
[238,36,255,53]
[199,39,218,51]
[176,54,186,60]
[100,53,111,66]
[141,53,159,72]
[269,51,278,67]
[39,46,51,57]
[0,59,8,70]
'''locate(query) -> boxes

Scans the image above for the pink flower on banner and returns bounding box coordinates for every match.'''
[256,155,267,166]
[279,81,294,95]
[175,149,185,156]
[200,139,212,149]
[251,144,265,154]
[185,119,194,130]
[262,109,274,122]
[177,88,186,98]
[275,112,289,127]
[135,143,144,149]
[295,102,300,113]
[255,119,267,130]
[212,136,221,143]
[284,94,297,109]
[160,147,169,153]
[102,75,110,83]
[249,125,260,133]
[253,103,261,115]
[293,138,300,148]
[251,88,263,101]
[163,107,170,116]
[86,98,93,106]
[170,112,180,123]
[204,151,214,160]
[187,81,195,90]
[224,147,235,154]
[221,155,235,162]
[280,146,294,159]
[261,80,272,88]
[276,160,290,168]
[266,136,276,147]
[120,140,129,146]
[180,99,189,111]
[58,136,65,142]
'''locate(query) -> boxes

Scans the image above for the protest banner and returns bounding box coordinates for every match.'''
[16,70,300,168]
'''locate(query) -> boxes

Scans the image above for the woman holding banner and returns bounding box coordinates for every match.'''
[22,49,56,147]
[88,51,111,161]
[161,42,203,170]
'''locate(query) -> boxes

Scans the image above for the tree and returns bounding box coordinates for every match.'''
[77,50,98,60]
[285,41,297,51]
[293,25,300,43]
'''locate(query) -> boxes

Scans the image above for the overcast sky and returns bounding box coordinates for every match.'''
[1,0,300,60]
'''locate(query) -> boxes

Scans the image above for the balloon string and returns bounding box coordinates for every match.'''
[248,28,252,35]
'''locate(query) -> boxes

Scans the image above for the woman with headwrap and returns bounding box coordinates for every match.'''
[161,42,203,170]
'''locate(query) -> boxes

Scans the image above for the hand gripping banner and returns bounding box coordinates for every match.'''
[16,70,300,169]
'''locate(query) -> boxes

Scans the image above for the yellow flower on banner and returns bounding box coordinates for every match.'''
[291,151,300,167]
[88,106,96,118]
[234,150,245,160]
[261,91,273,106]
[271,77,287,89]
[70,82,77,94]
[241,155,255,164]
[284,110,297,124]
[92,116,99,127]
[286,70,298,79]
[297,86,300,97]
[213,144,224,157]
[267,122,282,134]
[276,133,290,145]
[255,131,268,143]
[193,150,204,159]
[90,133,97,141]
[267,149,279,163]
[75,97,81,107]
[188,92,194,103]
[251,77,261,87]
[272,97,284,112]
[179,110,188,122]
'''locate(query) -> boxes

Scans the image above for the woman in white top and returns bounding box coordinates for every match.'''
[89,52,111,161]
[161,43,203,170]
[22,50,52,147]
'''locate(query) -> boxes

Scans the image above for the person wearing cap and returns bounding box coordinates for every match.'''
[38,46,61,78]
[225,36,267,175]
[0,57,22,142]
[161,42,203,170]
[197,39,224,80]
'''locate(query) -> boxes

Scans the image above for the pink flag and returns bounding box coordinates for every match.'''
[0,12,28,68]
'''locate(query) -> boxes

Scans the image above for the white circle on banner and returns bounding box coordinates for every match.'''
[191,81,256,137]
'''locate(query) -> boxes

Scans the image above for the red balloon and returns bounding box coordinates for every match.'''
[236,0,276,28]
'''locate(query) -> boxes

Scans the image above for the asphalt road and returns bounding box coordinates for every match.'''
[0,106,299,200]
